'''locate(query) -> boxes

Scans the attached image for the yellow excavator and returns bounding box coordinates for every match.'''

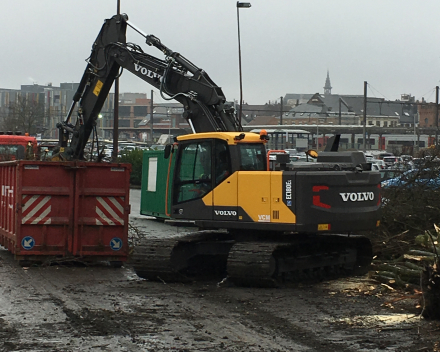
[60,13,381,286]
[135,130,379,286]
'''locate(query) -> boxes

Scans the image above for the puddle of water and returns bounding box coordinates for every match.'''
[331,313,419,328]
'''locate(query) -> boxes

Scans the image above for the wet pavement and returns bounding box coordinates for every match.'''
[0,189,438,351]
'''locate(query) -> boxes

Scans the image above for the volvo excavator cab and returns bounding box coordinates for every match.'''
[168,132,267,221]
[135,133,379,285]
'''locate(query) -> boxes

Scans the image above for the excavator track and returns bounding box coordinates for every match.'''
[227,242,279,287]
[130,231,234,283]
[130,237,186,282]
[227,235,373,287]
[130,232,373,287]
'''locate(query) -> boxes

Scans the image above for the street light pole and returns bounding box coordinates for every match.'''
[150,90,154,144]
[316,124,319,150]
[236,2,251,126]
[167,109,171,144]
[362,81,367,152]
[98,114,104,138]
[112,0,121,161]
[280,96,283,125]
[436,86,439,146]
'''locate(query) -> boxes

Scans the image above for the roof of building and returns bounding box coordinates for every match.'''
[283,93,418,124]
[283,94,314,105]
[288,103,323,117]
[245,115,279,126]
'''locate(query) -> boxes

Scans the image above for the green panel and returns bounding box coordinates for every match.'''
[140,149,176,218]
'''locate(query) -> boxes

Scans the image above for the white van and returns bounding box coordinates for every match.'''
[371,159,386,169]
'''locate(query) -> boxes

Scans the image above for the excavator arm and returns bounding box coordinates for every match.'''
[57,13,242,160]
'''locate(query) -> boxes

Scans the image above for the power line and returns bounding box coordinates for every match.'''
[421,88,436,102]
[367,83,389,100]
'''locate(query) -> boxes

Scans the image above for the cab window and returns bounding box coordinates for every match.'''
[174,141,212,204]
[214,141,231,185]
[238,143,266,171]
[0,145,25,160]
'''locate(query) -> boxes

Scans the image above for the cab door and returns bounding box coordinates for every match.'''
[212,140,238,221]
[171,140,213,220]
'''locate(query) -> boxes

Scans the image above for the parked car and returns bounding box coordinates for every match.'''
[120,145,139,154]
[285,149,298,156]
[289,155,301,162]
[371,159,386,170]
[383,156,401,169]
[381,168,440,189]
[393,161,414,171]
[413,157,440,170]
[364,153,374,162]
[380,169,404,182]
[150,144,166,150]
[102,148,113,158]
[400,155,413,163]
[376,152,394,160]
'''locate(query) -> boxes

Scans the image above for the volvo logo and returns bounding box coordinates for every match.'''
[339,192,375,202]
[214,210,237,216]
[134,63,163,80]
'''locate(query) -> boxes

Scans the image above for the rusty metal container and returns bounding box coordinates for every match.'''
[0,161,131,265]
[73,162,131,262]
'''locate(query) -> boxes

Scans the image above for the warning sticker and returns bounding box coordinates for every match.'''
[93,80,104,96]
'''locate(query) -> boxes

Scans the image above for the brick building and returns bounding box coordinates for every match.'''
[417,101,437,128]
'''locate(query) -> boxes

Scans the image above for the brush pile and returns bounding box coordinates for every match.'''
[370,148,440,318]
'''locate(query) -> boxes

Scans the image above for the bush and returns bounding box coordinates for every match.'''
[118,149,143,186]
[372,148,440,259]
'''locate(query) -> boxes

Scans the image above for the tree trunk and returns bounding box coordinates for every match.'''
[421,261,440,319]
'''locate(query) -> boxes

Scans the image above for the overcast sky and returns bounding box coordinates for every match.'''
[3,0,440,104]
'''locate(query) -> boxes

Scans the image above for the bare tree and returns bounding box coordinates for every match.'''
[2,95,45,135]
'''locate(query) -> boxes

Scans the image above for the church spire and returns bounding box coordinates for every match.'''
[324,70,332,95]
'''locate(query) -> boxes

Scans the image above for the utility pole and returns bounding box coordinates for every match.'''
[280,96,283,125]
[112,0,121,161]
[236,2,251,125]
[316,125,319,150]
[338,98,342,125]
[362,81,367,152]
[150,90,154,143]
[436,86,439,146]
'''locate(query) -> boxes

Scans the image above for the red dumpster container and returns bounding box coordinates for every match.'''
[73,162,131,263]
[0,160,131,265]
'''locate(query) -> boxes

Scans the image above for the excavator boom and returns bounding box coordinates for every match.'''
[57,14,241,160]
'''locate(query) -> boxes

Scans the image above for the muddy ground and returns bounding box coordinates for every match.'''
[0,190,439,352]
